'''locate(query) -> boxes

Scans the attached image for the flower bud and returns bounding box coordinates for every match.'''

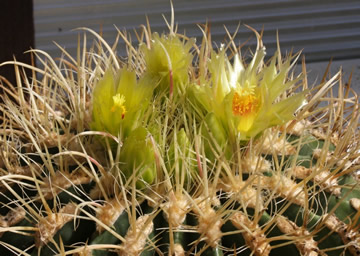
[119,127,156,188]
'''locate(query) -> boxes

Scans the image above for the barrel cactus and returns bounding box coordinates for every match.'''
[0,17,359,256]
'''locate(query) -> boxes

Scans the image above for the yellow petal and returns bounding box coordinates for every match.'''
[237,113,256,132]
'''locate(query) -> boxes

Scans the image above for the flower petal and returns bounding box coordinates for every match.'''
[237,113,257,132]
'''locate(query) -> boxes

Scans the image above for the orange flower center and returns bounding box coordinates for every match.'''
[232,92,258,116]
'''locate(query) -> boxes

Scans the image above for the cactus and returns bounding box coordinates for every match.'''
[0,15,359,256]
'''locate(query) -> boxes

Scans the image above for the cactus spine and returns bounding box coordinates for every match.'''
[0,17,359,256]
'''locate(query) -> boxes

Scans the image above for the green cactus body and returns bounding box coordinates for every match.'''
[0,13,359,256]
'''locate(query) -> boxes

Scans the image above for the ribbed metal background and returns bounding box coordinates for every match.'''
[34,0,360,62]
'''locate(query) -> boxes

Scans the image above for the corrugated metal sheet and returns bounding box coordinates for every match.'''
[33,0,360,62]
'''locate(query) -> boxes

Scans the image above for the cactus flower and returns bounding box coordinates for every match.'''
[224,49,307,139]
[191,44,306,141]
[141,32,195,96]
[91,68,152,138]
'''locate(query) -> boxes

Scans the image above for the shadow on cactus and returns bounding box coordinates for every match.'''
[0,12,359,256]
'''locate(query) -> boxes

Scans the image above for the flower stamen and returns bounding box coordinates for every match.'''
[232,91,258,116]
[111,93,127,119]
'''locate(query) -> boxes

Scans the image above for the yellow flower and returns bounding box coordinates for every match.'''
[190,39,306,141]
[91,69,152,138]
[225,49,307,139]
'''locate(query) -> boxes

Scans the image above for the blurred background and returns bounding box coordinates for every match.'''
[1,0,359,92]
